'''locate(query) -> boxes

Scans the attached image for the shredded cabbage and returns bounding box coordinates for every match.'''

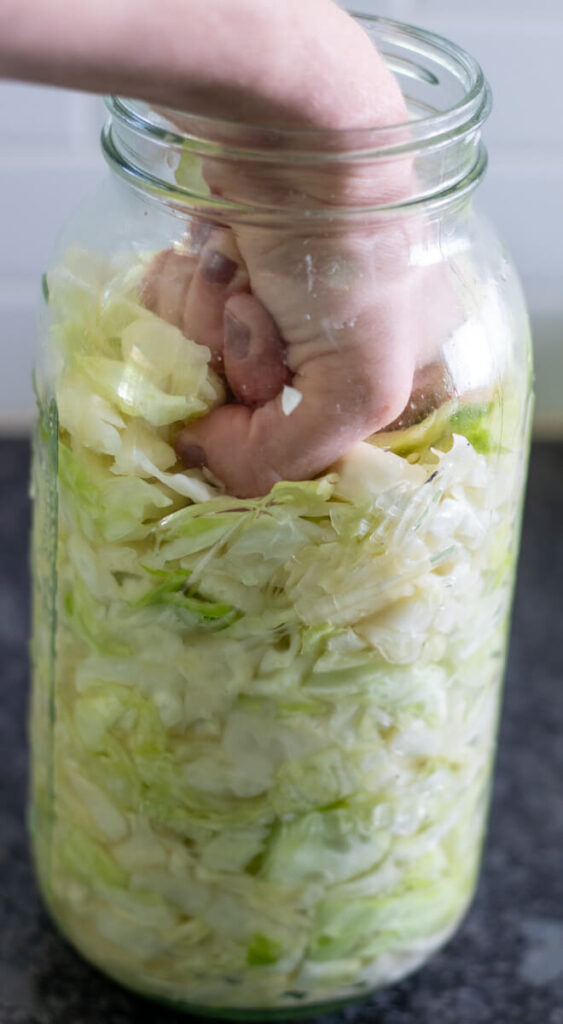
[30,248,531,1012]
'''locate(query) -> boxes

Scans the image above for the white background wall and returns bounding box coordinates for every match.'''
[0,1,560,432]
[344,1,562,433]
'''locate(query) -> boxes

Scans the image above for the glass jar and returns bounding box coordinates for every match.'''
[30,16,533,1019]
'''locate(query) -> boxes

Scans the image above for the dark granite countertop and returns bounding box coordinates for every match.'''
[1,437,562,1024]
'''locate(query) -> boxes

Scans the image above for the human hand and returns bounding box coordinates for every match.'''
[141,4,453,497]
[2,0,455,497]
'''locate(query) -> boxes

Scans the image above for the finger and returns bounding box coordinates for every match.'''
[223,293,291,407]
[175,326,415,498]
[140,248,197,326]
[181,229,250,371]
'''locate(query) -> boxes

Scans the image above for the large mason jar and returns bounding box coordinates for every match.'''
[30,16,533,1019]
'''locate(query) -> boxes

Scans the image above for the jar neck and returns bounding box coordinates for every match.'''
[102,16,491,225]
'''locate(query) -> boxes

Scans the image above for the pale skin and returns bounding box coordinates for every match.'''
[1,0,449,497]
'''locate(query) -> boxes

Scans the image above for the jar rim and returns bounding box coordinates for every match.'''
[105,15,491,163]
[102,14,492,220]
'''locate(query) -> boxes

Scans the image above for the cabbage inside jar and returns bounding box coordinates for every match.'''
[29,238,531,1015]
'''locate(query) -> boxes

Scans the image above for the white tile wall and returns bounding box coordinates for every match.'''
[480,161,563,285]
[343,0,562,432]
[0,83,105,426]
[0,4,561,430]
[2,162,106,280]
[0,84,75,145]
[349,0,563,24]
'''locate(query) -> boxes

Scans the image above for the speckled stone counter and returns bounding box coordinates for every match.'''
[1,437,562,1024]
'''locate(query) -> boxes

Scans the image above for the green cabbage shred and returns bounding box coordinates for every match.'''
[30,248,530,1012]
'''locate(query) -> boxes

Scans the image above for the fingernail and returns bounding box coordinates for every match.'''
[224,312,250,360]
[176,440,207,469]
[200,248,238,285]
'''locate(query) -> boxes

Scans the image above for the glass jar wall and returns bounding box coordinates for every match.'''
[30,17,533,1018]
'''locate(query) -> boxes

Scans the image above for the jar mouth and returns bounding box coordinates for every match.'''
[102,15,491,219]
[105,16,491,161]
